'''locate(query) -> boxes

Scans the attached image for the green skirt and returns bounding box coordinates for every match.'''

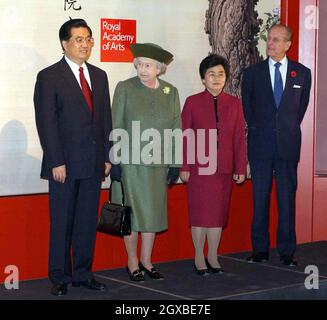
[111,165,168,232]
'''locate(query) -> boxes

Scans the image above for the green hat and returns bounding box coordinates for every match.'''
[130,43,173,64]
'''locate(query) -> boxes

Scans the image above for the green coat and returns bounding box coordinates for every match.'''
[111,76,181,167]
[111,76,181,232]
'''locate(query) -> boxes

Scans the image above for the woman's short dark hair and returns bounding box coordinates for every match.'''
[199,54,230,80]
[59,18,92,48]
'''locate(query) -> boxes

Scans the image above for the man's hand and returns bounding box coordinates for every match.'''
[52,165,66,183]
[233,174,245,184]
[105,162,112,177]
[179,171,190,183]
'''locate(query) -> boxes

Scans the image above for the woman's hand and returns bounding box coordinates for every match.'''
[167,167,180,187]
[180,171,190,183]
[233,174,245,184]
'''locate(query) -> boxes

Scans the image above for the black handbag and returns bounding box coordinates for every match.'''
[97,180,132,237]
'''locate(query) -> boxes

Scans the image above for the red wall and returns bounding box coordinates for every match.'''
[281,0,300,61]
[1,0,322,283]
[0,183,255,283]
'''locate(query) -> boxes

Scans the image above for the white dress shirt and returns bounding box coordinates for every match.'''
[64,55,92,90]
[269,55,288,91]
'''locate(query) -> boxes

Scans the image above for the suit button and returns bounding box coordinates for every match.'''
[92,141,96,145]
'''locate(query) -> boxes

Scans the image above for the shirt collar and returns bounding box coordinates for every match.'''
[269,55,288,67]
[64,55,87,72]
[204,89,225,99]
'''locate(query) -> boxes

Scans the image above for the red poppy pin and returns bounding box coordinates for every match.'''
[291,70,297,78]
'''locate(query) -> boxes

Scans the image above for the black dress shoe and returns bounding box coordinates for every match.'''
[51,283,67,296]
[126,267,145,282]
[280,255,298,266]
[139,262,164,280]
[193,264,209,276]
[246,252,269,263]
[205,258,224,274]
[72,278,107,291]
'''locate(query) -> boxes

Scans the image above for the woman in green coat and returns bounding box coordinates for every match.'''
[110,43,181,282]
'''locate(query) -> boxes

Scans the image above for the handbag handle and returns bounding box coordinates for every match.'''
[109,180,126,205]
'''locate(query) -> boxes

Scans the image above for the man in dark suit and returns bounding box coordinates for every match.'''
[242,24,311,266]
[34,19,112,296]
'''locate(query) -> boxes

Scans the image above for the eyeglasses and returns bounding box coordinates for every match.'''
[70,36,94,45]
[206,72,225,79]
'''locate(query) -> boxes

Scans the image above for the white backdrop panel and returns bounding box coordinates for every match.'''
[0,0,211,196]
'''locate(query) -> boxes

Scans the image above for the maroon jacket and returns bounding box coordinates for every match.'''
[181,89,246,175]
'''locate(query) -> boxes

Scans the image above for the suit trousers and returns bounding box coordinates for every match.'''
[48,175,101,284]
[249,158,298,257]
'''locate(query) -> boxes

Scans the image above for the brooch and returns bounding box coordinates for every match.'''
[163,86,170,94]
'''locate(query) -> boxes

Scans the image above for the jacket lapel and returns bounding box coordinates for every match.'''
[86,62,99,115]
[279,59,295,110]
[60,58,93,115]
[262,59,277,109]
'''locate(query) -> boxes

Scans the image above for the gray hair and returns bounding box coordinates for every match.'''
[268,23,293,42]
[133,57,167,76]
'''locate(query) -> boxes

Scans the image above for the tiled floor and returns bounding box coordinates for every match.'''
[1,241,326,300]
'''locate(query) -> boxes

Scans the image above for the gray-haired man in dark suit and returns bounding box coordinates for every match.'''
[242,24,311,267]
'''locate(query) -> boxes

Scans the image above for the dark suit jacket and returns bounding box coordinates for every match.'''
[34,57,112,179]
[242,58,311,162]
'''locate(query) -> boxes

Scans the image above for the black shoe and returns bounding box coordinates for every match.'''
[246,252,269,263]
[72,278,107,291]
[193,264,209,276]
[205,258,224,274]
[139,262,164,280]
[51,283,67,296]
[126,267,145,282]
[280,255,298,267]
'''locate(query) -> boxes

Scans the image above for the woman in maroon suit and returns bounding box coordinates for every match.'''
[180,54,246,274]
